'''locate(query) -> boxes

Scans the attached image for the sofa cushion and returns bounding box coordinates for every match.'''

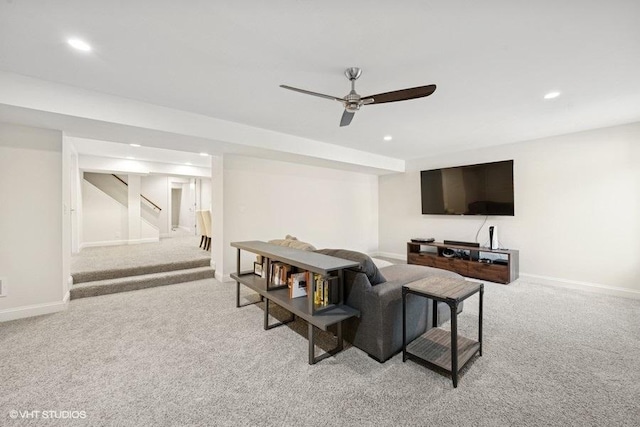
[268,235,316,251]
[257,235,316,264]
[377,263,461,284]
[315,249,386,285]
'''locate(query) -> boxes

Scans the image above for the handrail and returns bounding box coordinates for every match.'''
[111,174,162,212]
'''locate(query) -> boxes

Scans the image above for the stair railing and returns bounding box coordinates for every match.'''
[111,174,162,212]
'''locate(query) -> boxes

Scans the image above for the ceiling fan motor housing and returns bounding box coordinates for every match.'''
[344,90,362,112]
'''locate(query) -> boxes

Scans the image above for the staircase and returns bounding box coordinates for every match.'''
[83,172,161,226]
[71,259,215,299]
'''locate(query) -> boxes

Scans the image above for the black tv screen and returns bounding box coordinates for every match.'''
[421,160,514,216]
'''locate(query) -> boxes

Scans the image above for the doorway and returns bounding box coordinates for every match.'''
[171,188,182,231]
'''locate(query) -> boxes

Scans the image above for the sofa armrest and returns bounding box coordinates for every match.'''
[343,270,372,311]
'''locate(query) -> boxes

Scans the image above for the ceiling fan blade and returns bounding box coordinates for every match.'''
[280,85,343,102]
[340,110,355,127]
[364,84,436,105]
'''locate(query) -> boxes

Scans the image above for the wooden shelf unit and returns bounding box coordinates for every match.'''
[230,271,360,331]
[407,241,519,284]
[231,240,361,364]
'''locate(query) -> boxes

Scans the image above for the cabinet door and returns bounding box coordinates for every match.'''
[408,252,437,267]
[434,257,468,276]
[468,262,509,283]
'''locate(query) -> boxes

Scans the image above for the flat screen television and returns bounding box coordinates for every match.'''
[421,160,514,216]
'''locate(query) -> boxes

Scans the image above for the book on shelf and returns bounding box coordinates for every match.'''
[270,262,292,286]
[288,272,307,298]
[310,274,337,307]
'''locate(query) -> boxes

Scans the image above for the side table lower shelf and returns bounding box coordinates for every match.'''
[405,328,480,373]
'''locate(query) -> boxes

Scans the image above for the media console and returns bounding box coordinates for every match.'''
[407,241,519,284]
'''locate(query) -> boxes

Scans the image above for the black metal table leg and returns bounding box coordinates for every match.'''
[236,280,240,308]
[402,287,407,362]
[236,248,241,308]
[308,323,315,365]
[451,302,458,388]
[263,298,294,330]
[479,285,484,356]
[432,299,438,328]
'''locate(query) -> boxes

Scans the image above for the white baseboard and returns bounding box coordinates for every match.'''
[81,239,128,249]
[369,251,405,260]
[519,273,640,300]
[0,294,69,322]
[215,271,232,283]
[80,237,159,250]
[128,237,159,245]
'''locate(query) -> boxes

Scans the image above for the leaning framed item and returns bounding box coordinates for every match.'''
[253,261,263,277]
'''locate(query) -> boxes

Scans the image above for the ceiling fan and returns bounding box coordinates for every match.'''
[280,67,436,127]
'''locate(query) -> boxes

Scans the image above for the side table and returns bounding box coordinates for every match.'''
[402,276,483,388]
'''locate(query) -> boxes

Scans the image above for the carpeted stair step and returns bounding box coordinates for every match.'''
[70,266,215,299]
[72,258,211,284]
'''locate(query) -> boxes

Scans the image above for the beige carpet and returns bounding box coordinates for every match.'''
[71,230,210,275]
[1,278,639,426]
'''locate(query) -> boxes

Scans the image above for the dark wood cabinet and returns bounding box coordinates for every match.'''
[407,241,518,284]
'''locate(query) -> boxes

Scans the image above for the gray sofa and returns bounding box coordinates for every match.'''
[317,249,464,362]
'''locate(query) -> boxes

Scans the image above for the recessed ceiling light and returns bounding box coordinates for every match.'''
[67,38,92,52]
[126,156,135,160]
[199,152,209,157]
[544,91,561,100]
[129,143,141,147]
[383,135,393,141]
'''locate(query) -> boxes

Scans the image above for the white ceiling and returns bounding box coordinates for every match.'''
[1,0,639,163]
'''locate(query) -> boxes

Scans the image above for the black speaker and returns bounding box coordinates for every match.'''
[489,226,495,250]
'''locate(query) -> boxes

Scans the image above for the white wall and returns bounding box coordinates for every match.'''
[141,175,169,234]
[211,156,224,277]
[379,122,640,296]
[82,180,129,244]
[0,123,66,321]
[82,179,160,246]
[178,181,195,232]
[200,178,212,211]
[220,155,379,277]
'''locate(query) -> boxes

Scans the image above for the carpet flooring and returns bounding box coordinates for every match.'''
[1,277,639,426]
[71,229,210,276]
